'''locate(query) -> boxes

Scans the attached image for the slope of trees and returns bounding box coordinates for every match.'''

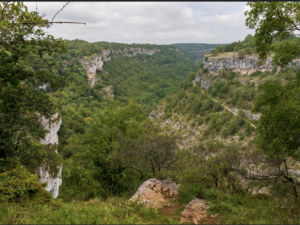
[172,43,220,62]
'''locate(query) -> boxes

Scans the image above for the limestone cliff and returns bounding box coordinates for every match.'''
[79,47,161,87]
[37,112,62,199]
[204,55,300,75]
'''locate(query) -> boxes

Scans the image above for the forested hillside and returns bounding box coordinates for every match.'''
[173,43,220,62]
[46,40,198,161]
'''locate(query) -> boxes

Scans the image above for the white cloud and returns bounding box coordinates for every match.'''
[24,2,255,44]
[181,7,194,19]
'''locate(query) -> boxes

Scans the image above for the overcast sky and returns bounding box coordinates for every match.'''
[25,2,254,45]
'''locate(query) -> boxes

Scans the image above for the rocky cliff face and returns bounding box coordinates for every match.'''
[204,55,300,75]
[79,48,161,87]
[37,112,62,199]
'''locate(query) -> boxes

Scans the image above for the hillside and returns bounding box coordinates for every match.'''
[150,52,300,196]
[172,43,219,63]
[45,40,198,159]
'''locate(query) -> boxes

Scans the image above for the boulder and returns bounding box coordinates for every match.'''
[129,178,180,208]
[180,198,210,224]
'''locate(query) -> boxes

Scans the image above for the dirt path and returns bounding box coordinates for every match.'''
[193,80,256,128]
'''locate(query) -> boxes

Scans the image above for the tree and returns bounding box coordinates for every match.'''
[253,71,300,160]
[0,2,83,173]
[245,2,300,67]
[238,49,246,59]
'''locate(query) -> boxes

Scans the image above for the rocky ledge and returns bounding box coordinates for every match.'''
[204,55,300,75]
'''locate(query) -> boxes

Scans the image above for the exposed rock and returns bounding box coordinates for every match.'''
[37,112,62,199]
[203,55,300,75]
[180,198,210,224]
[79,48,161,87]
[129,178,180,208]
[231,108,261,121]
[100,85,114,100]
[36,83,49,91]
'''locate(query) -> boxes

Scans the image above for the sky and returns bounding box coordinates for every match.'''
[25,2,254,45]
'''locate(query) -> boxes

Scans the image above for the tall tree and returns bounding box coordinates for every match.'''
[246,2,300,197]
[0,2,83,173]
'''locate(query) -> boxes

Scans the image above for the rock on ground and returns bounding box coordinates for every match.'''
[180,198,210,224]
[129,178,180,208]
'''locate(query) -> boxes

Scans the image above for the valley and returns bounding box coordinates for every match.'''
[2,2,300,224]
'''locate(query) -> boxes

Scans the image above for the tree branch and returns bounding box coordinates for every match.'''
[52,2,70,22]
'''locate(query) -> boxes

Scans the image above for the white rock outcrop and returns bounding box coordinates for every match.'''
[37,112,62,199]
[79,48,161,87]
[203,55,300,75]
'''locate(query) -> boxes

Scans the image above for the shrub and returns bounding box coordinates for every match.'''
[238,49,246,59]
[250,70,262,77]
[177,183,204,205]
[228,120,238,135]
[199,62,204,69]
[213,102,223,112]
[221,128,228,138]
[245,47,252,54]
[0,164,52,203]
[203,68,209,73]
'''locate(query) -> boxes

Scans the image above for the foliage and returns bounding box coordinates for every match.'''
[0,164,52,203]
[59,100,179,200]
[213,34,255,54]
[99,48,197,114]
[238,49,246,59]
[0,2,67,173]
[253,70,300,159]
[245,2,300,67]
[172,43,219,62]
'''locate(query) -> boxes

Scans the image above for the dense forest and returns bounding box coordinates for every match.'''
[46,40,198,164]
[172,43,220,62]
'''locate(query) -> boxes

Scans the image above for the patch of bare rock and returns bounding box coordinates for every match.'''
[129,178,179,208]
[180,198,218,224]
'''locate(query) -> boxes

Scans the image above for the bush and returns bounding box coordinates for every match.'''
[0,164,52,203]
[250,70,262,77]
[228,120,238,135]
[245,47,252,54]
[220,128,228,138]
[203,68,209,73]
[177,183,204,205]
[238,49,246,59]
[199,62,204,69]
[213,102,223,112]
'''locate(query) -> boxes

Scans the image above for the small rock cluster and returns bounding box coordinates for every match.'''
[130,179,214,224]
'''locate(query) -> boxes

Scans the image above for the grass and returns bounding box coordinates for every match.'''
[176,184,300,224]
[210,192,300,224]
[2,188,300,224]
[0,197,179,224]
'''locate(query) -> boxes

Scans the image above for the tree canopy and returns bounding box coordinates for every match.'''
[246,2,300,160]
[0,1,72,174]
[245,2,300,67]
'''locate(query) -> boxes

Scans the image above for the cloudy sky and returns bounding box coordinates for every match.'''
[25,2,254,45]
